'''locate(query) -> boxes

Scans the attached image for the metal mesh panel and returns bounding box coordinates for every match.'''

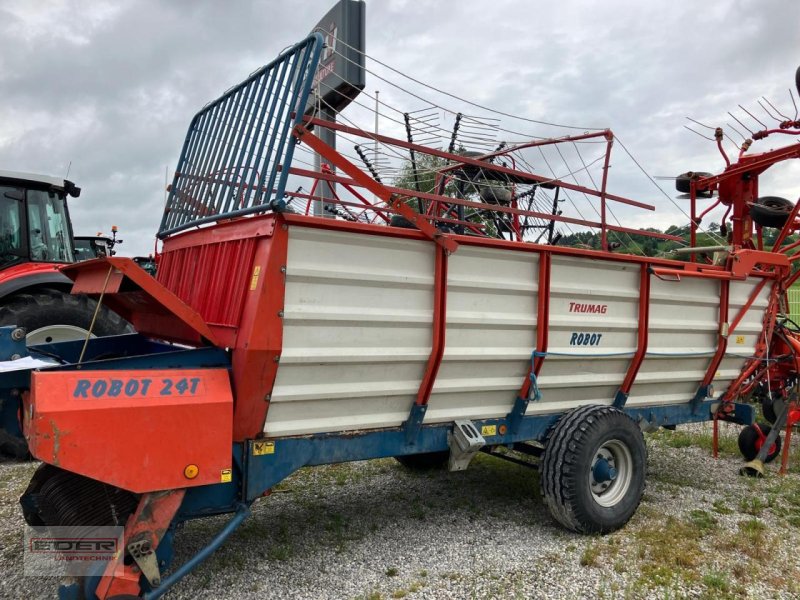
[158,34,323,237]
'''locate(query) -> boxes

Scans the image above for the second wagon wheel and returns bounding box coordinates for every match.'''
[540,405,646,533]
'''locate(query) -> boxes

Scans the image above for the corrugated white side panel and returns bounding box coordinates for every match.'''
[528,256,639,414]
[264,227,435,436]
[626,276,719,406]
[626,276,768,407]
[714,279,771,394]
[425,245,538,423]
[264,224,772,436]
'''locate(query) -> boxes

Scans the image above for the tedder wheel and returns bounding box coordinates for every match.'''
[675,171,713,196]
[750,196,794,229]
[738,423,782,463]
[540,405,646,534]
[761,396,778,425]
[395,451,450,470]
[0,287,130,346]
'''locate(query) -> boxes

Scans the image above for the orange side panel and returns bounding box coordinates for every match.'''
[25,368,232,493]
[61,257,219,346]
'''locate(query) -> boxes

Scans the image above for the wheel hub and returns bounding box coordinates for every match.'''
[589,439,633,507]
[592,456,617,483]
[26,324,93,346]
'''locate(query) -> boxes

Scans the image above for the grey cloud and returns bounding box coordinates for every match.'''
[1,0,799,255]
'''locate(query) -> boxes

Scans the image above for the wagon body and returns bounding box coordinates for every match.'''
[154,212,770,442]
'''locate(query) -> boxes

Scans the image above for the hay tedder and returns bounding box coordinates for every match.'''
[3,33,800,598]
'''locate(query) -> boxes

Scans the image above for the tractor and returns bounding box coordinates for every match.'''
[0,170,129,456]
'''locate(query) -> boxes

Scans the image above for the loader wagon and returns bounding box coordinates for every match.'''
[3,32,800,599]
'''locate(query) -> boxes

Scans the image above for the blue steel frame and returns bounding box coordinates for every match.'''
[158,33,324,237]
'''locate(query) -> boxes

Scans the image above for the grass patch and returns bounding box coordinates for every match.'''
[720,518,770,563]
[738,496,766,516]
[651,426,739,457]
[712,499,734,515]
[580,543,601,567]
[687,509,718,532]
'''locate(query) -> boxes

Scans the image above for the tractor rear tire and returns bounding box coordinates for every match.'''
[0,287,130,345]
[540,405,646,534]
[0,288,130,458]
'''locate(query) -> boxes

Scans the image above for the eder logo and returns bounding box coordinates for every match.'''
[73,377,203,399]
[30,538,118,554]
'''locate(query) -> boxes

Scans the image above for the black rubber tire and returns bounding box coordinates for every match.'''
[738,423,782,463]
[540,405,646,534]
[675,171,713,196]
[0,287,130,344]
[390,214,417,230]
[395,451,449,470]
[750,196,794,229]
[761,396,778,425]
[0,431,29,459]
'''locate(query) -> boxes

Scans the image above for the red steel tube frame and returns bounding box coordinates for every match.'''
[619,264,651,394]
[435,130,613,175]
[519,251,551,399]
[771,196,800,251]
[416,246,448,406]
[285,165,683,244]
[599,135,613,251]
[700,279,730,388]
[728,278,770,335]
[292,125,459,254]
[303,115,655,212]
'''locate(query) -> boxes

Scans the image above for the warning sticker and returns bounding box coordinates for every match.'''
[481,425,497,437]
[253,441,275,456]
[249,265,261,291]
[220,469,232,483]
[735,335,745,345]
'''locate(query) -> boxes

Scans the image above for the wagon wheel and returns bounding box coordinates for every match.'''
[540,405,646,534]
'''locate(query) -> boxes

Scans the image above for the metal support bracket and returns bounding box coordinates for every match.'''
[403,403,428,445]
[447,420,485,471]
[691,384,714,414]
[128,538,162,588]
[612,390,628,409]
[0,325,27,361]
[505,396,529,435]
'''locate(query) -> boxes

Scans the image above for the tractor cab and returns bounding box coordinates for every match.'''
[0,170,79,268]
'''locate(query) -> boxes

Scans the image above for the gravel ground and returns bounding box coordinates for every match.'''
[2,422,800,599]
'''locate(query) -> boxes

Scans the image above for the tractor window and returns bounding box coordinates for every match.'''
[26,189,75,263]
[0,186,24,265]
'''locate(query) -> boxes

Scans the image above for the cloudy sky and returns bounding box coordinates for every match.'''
[1,0,798,255]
